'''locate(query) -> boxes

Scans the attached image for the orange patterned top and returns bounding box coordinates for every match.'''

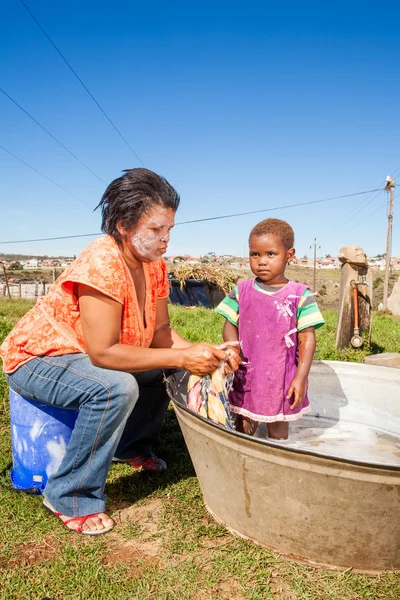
[0,235,169,373]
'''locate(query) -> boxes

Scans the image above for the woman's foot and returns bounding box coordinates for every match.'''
[113,453,167,472]
[43,500,115,535]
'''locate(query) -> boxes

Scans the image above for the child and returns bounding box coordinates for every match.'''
[216,218,325,439]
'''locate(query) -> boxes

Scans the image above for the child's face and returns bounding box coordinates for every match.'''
[249,233,295,285]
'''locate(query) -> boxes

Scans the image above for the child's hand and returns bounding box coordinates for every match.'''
[214,342,241,374]
[287,376,307,409]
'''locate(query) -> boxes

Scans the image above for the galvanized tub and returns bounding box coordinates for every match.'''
[167,361,400,573]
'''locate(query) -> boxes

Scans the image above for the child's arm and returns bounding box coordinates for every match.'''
[287,326,316,410]
[223,319,239,344]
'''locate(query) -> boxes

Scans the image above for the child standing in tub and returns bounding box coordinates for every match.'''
[216,218,325,439]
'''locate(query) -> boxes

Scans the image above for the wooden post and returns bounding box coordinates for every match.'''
[336,245,373,349]
[2,265,11,300]
[383,177,395,310]
[310,238,320,292]
[313,238,317,293]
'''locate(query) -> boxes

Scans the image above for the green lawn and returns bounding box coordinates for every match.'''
[0,298,399,599]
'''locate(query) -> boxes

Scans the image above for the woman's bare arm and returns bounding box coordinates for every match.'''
[78,285,226,376]
[151,298,192,349]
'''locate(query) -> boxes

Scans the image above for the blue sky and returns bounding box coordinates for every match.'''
[1,0,399,259]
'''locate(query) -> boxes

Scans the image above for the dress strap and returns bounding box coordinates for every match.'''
[284,328,298,348]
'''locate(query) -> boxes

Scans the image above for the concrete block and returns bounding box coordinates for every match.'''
[387,277,400,316]
[364,352,400,368]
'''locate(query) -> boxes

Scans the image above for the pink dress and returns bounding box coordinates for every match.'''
[230,279,311,423]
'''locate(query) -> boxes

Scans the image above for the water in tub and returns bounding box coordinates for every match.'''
[255,414,400,467]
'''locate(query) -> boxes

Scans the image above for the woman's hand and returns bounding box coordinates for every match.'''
[181,343,228,376]
[287,375,307,410]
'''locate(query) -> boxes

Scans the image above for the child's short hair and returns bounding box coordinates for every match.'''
[249,218,294,249]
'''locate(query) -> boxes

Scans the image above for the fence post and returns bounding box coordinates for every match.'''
[2,265,12,300]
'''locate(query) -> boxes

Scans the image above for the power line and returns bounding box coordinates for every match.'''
[335,188,384,230]
[333,164,400,231]
[0,145,93,209]
[345,172,398,227]
[19,0,145,167]
[0,87,106,185]
[0,187,382,244]
[331,186,384,230]
[175,188,382,225]
[0,232,100,244]
[343,194,398,234]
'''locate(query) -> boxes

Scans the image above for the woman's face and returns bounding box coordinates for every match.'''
[126,206,176,262]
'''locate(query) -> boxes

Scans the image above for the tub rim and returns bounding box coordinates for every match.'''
[169,360,400,472]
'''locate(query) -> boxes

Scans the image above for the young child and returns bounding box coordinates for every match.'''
[216,218,325,439]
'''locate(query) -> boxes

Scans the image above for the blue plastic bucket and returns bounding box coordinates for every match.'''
[9,389,78,494]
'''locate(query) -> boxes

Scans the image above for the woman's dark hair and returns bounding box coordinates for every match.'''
[95,168,180,243]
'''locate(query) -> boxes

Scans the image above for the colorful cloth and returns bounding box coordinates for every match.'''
[219,279,322,423]
[187,367,233,429]
[0,235,169,373]
[216,279,325,331]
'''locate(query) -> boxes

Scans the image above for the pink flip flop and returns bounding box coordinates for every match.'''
[43,500,114,535]
[113,453,167,472]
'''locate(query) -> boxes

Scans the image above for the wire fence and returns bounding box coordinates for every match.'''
[0,282,53,299]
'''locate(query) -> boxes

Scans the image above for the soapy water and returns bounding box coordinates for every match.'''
[166,370,400,468]
[255,416,400,467]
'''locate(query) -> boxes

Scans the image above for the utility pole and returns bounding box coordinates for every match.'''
[310,238,320,292]
[383,176,395,310]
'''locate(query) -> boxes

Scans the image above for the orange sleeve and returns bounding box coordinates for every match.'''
[59,238,126,304]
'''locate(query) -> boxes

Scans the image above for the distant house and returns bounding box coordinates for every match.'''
[294,256,311,267]
[392,257,400,271]
[23,259,39,269]
[317,256,339,269]
[40,261,57,268]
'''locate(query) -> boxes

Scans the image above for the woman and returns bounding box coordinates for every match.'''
[0,168,240,535]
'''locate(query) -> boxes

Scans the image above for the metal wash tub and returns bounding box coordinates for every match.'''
[167,361,400,573]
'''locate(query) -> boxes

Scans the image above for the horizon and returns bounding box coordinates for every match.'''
[0,248,395,262]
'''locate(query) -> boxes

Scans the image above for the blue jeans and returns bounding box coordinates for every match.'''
[6,354,169,517]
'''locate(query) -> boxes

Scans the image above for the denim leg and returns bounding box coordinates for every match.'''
[114,369,170,460]
[7,354,138,517]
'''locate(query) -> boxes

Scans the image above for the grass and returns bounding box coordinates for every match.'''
[0,298,399,599]
[314,310,400,362]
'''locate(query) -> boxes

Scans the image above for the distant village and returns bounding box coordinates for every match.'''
[0,257,75,270]
[1,253,400,272]
[165,253,400,272]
